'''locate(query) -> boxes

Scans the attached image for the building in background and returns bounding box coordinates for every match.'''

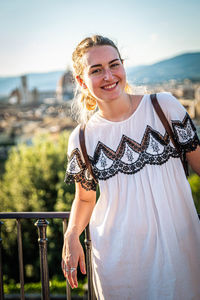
[56,70,74,102]
[8,70,75,105]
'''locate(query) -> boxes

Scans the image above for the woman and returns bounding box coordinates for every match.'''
[62,35,200,300]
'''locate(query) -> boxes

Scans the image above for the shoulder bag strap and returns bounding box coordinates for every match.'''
[79,124,98,184]
[150,93,188,177]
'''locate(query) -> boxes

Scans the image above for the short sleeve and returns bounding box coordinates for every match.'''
[157,92,200,153]
[64,125,97,191]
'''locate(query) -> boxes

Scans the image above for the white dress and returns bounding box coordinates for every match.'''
[65,92,200,300]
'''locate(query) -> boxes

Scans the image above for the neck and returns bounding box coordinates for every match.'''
[97,94,133,122]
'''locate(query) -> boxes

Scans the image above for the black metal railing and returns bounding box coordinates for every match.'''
[0,212,97,300]
[0,212,200,300]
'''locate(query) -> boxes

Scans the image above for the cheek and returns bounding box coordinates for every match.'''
[86,78,100,92]
[119,67,126,81]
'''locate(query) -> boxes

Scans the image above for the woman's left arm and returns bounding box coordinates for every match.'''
[186,146,200,176]
[157,92,200,176]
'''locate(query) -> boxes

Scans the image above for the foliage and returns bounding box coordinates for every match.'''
[0,132,75,282]
[0,132,74,212]
[188,173,200,213]
[3,277,87,295]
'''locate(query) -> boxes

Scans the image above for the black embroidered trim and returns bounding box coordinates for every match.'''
[65,114,199,189]
[65,127,179,185]
[171,113,200,152]
[93,149,179,180]
[92,126,170,163]
[64,149,97,191]
[64,172,97,191]
[90,126,179,180]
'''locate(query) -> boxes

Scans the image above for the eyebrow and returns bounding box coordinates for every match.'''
[90,58,120,69]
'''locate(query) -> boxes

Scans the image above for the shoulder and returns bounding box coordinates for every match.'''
[67,124,81,155]
[69,124,81,142]
[156,92,181,107]
[156,92,187,121]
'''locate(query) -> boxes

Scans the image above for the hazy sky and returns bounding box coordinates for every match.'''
[0,0,200,76]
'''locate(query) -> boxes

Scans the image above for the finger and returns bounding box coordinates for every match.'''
[62,242,66,257]
[63,263,74,288]
[79,249,86,274]
[61,259,64,274]
[64,256,78,289]
[61,259,65,275]
[61,259,69,279]
[71,268,78,288]
[61,258,73,287]
[66,267,77,289]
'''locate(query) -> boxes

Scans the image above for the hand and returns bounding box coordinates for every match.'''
[61,233,86,288]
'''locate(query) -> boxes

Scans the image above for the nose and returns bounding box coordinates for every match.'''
[103,68,114,81]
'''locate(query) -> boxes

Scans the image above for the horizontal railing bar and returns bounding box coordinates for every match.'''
[0,212,70,219]
[1,212,199,220]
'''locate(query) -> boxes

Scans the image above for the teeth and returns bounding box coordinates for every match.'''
[103,83,117,90]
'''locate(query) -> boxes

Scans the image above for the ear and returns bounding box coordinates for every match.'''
[76,76,87,89]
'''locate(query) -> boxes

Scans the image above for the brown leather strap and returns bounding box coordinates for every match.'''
[150,93,188,176]
[79,124,98,184]
[150,94,178,149]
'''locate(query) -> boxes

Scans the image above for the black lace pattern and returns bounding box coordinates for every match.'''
[64,149,97,191]
[65,113,200,190]
[172,113,200,152]
[91,126,178,181]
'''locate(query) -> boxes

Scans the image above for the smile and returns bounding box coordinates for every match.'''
[101,82,118,90]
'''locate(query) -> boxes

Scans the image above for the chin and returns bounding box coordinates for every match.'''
[99,89,125,101]
[99,95,122,103]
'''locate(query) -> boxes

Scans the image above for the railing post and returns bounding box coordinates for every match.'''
[84,224,96,300]
[62,218,71,300]
[35,219,50,300]
[16,219,25,300]
[0,221,4,300]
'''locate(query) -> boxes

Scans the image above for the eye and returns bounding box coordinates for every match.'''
[110,63,120,69]
[91,68,102,75]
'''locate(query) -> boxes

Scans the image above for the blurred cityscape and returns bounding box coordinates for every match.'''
[0,70,76,162]
[0,69,200,163]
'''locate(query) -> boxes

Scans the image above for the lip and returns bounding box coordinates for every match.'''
[101,81,119,90]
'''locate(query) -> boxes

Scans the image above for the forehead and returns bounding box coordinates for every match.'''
[83,45,120,67]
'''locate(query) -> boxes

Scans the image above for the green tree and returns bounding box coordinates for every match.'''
[188,173,200,213]
[0,132,75,282]
[1,132,74,212]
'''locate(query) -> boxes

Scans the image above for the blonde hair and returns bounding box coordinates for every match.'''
[71,35,132,123]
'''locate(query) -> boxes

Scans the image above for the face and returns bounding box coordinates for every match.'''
[80,45,127,102]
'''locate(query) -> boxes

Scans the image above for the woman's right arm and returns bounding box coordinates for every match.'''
[62,182,96,289]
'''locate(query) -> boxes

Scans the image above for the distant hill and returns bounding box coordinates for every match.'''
[0,52,200,97]
[127,52,200,84]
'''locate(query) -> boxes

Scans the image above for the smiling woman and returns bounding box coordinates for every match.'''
[71,35,132,123]
[61,35,200,300]
[80,46,127,113]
